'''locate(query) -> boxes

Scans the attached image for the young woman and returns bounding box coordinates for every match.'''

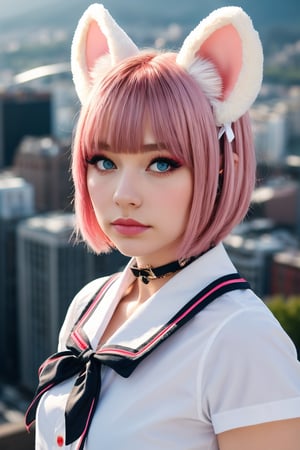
[26,4,300,450]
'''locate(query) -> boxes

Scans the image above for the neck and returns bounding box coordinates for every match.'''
[130,256,196,285]
[128,271,176,305]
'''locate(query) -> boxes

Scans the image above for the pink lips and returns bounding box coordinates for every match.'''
[111,218,150,236]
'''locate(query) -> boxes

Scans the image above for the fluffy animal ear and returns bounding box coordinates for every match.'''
[176,6,263,126]
[71,3,139,104]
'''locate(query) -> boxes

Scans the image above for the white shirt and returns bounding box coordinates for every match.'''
[35,244,300,450]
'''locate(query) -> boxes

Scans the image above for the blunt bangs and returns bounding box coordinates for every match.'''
[72,51,256,256]
[81,52,210,166]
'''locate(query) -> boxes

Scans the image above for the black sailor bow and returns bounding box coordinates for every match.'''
[25,273,249,450]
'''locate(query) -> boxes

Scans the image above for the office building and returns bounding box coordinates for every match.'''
[250,102,288,165]
[223,220,296,298]
[271,251,300,296]
[0,174,34,381]
[0,90,51,168]
[251,180,300,230]
[14,136,72,212]
[17,212,128,392]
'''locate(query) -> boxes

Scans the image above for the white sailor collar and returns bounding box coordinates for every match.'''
[79,244,238,351]
[25,244,249,447]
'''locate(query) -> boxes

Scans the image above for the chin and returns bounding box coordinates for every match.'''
[108,241,142,258]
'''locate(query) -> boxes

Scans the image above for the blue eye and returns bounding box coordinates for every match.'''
[154,160,170,172]
[100,158,115,170]
[149,158,181,173]
[86,155,116,170]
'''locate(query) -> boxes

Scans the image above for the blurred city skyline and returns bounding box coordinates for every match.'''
[1,0,300,34]
[0,1,299,447]
[1,0,299,87]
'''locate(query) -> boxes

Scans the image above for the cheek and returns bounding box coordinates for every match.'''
[176,175,193,212]
[86,167,97,190]
[86,170,104,204]
[86,174,105,220]
[86,169,95,196]
[161,175,193,221]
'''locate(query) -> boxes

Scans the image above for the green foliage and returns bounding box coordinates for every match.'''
[266,296,300,355]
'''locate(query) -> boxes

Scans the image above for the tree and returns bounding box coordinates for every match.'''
[266,295,300,358]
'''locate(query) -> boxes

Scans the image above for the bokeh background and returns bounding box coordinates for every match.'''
[0,1,299,447]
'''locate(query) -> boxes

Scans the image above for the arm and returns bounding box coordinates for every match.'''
[199,304,300,445]
[217,417,300,450]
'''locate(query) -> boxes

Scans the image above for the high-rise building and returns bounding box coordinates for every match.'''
[251,180,300,230]
[0,90,51,169]
[0,173,34,381]
[17,212,128,392]
[13,136,73,212]
[271,251,300,296]
[250,102,288,165]
[223,220,296,298]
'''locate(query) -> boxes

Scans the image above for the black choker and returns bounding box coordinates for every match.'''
[130,257,196,284]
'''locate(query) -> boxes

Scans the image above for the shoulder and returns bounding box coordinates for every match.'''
[197,289,300,431]
[57,275,112,351]
[201,288,298,368]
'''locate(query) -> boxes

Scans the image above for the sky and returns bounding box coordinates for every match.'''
[0,0,53,18]
[1,0,299,31]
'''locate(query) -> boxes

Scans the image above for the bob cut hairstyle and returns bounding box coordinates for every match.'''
[72,51,256,259]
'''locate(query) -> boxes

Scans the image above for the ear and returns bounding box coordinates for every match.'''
[176,7,263,126]
[71,3,139,104]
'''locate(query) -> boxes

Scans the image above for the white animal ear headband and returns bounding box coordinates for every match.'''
[71,4,263,142]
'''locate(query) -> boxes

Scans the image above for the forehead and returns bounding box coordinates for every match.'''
[96,123,167,153]
[143,125,156,145]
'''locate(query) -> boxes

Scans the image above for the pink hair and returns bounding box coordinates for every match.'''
[72,51,256,258]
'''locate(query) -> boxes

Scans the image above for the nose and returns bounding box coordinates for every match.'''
[113,171,142,208]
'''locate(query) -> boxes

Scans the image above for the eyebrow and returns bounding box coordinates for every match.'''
[97,142,167,152]
[142,143,167,151]
[98,142,110,150]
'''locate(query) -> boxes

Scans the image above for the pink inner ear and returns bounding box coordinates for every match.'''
[86,20,110,74]
[197,24,242,101]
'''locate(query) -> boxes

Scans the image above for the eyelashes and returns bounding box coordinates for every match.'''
[85,154,183,174]
[148,157,182,173]
[85,155,106,165]
[86,155,115,170]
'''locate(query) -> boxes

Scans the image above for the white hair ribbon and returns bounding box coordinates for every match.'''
[218,123,235,142]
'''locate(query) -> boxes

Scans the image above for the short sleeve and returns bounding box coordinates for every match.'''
[198,307,300,433]
[57,277,109,351]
